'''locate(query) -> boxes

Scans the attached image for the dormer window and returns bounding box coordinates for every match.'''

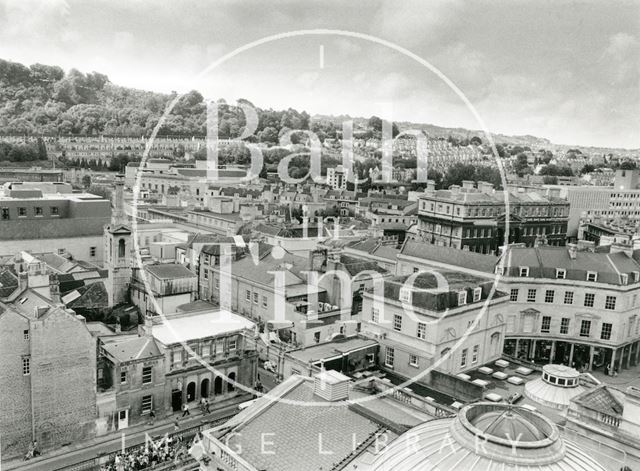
[586,271,598,282]
[399,287,412,303]
[473,287,482,302]
[495,266,505,276]
[458,291,468,306]
[556,268,566,279]
[621,274,629,285]
[519,267,529,277]
[633,271,640,282]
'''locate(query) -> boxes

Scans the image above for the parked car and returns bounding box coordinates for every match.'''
[508,392,523,404]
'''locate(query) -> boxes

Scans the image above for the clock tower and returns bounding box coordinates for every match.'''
[104,174,132,306]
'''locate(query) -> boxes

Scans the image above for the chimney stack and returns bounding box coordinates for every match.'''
[313,370,350,401]
[49,273,61,304]
[479,181,494,194]
[462,180,475,190]
[567,243,578,260]
[112,174,126,224]
[425,180,436,192]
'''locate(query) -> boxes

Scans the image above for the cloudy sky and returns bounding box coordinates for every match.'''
[0,0,638,148]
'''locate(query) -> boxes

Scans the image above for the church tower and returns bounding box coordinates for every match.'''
[104,174,132,306]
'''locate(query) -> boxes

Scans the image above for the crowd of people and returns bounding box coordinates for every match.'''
[100,433,200,471]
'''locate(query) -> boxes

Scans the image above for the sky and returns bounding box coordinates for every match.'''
[0,0,638,148]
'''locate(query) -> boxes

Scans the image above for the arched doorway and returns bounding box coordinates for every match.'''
[186,382,196,402]
[227,372,236,392]
[214,376,223,395]
[201,378,210,398]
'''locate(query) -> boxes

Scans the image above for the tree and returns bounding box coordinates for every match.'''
[620,161,637,170]
[259,126,278,145]
[470,136,482,146]
[580,164,595,175]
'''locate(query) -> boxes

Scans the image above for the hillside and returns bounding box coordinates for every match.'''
[0,57,635,154]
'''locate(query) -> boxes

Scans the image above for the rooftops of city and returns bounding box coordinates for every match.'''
[286,337,378,365]
[151,309,256,345]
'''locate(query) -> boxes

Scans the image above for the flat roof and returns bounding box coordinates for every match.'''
[152,309,255,345]
[287,337,378,364]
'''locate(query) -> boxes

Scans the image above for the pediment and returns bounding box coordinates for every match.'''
[108,224,132,235]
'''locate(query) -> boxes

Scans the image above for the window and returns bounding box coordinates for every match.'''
[601,323,613,340]
[1,207,9,220]
[409,354,419,367]
[544,290,555,303]
[509,289,519,302]
[253,292,259,304]
[556,268,566,279]
[202,344,211,357]
[120,371,127,384]
[586,271,598,282]
[385,347,395,367]
[580,320,591,337]
[34,207,43,216]
[22,356,30,375]
[605,296,617,310]
[527,289,536,302]
[371,307,379,323]
[215,278,219,289]
[314,332,320,343]
[621,274,629,285]
[141,395,153,414]
[262,296,268,308]
[23,329,29,340]
[90,246,96,257]
[417,322,427,339]
[458,291,467,305]
[18,207,27,217]
[204,269,208,280]
[560,318,570,334]
[399,287,412,303]
[519,267,529,277]
[393,314,402,331]
[173,350,182,365]
[584,293,595,307]
[472,345,479,363]
[564,291,574,305]
[141,366,153,384]
[228,338,237,351]
[245,290,251,301]
[541,316,551,333]
[460,348,468,367]
[473,287,482,302]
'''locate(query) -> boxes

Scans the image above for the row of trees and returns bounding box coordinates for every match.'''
[0,139,47,162]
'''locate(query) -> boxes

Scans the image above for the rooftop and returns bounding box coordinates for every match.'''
[151,309,255,345]
[102,336,163,363]
[401,240,498,274]
[145,263,196,280]
[287,337,378,364]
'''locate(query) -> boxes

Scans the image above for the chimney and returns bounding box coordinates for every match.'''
[49,273,61,304]
[313,370,350,401]
[462,180,475,190]
[425,180,436,192]
[18,272,28,292]
[534,235,547,248]
[115,318,122,333]
[233,194,240,213]
[449,184,461,194]
[567,243,578,260]
[479,181,494,194]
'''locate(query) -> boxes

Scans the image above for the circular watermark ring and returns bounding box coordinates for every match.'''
[131,28,509,408]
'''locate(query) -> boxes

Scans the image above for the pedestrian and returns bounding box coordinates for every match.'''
[174,417,180,432]
[149,409,156,425]
[182,402,190,417]
[204,398,210,414]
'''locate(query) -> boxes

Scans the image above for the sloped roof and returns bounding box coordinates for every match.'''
[340,255,389,277]
[0,268,18,298]
[573,385,624,415]
[401,240,498,274]
[503,246,640,285]
[102,336,163,363]
[65,281,108,309]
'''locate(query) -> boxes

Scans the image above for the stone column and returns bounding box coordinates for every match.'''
[550,341,556,364]
[569,343,575,366]
[636,341,640,366]
[625,344,632,369]
[610,348,617,375]
[515,339,520,358]
[531,340,537,360]
[588,346,595,371]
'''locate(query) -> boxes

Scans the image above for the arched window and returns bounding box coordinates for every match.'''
[228,372,236,392]
[118,239,125,258]
[214,376,223,395]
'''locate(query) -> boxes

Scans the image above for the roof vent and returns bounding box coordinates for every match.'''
[313,370,350,401]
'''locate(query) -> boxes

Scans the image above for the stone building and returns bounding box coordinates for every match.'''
[0,259,97,458]
[498,244,640,375]
[417,181,569,253]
